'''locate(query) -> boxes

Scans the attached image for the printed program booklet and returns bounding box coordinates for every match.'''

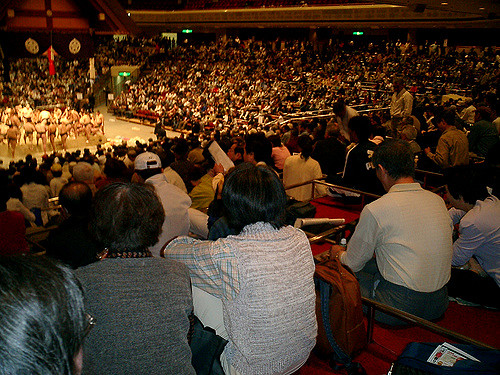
[427,342,480,367]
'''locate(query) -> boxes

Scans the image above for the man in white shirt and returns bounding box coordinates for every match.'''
[331,139,453,325]
[133,152,192,256]
[444,166,500,309]
[390,78,413,137]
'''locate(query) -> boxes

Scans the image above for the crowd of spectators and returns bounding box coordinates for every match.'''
[1,35,499,374]
[111,38,500,134]
[1,57,91,109]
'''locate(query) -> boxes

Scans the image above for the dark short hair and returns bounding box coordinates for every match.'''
[433,108,455,126]
[104,158,128,179]
[90,182,165,253]
[332,100,346,114]
[59,181,93,217]
[245,132,272,165]
[268,134,282,148]
[444,166,489,205]
[476,106,493,122]
[222,163,286,232]
[0,255,85,374]
[372,139,415,179]
[348,116,372,142]
[298,134,313,160]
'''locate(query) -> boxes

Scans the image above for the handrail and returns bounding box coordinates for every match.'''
[415,169,444,178]
[25,225,58,238]
[362,297,497,350]
[304,224,349,245]
[283,175,327,191]
[274,107,390,127]
[25,236,47,253]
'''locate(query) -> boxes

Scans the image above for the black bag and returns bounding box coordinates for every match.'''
[390,342,500,375]
[190,315,228,375]
[285,198,316,226]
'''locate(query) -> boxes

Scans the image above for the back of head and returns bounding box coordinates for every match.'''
[21,166,37,184]
[348,115,372,142]
[222,163,286,232]
[372,139,415,180]
[268,134,282,148]
[325,124,340,138]
[51,163,63,178]
[400,126,417,141]
[332,100,346,115]
[0,255,85,375]
[90,182,165,254]
[72,162,94,184]
[433,107,455,127]
[103,158,127,179]
[298,134,313,160]
[393,77,405,87]
[126,148,137,161]
[134,151,162,181]
[476,106,493,122]
[245,132,272,165]
[444,166,489,205]
[59,181,93,217]
[173,138,189,159]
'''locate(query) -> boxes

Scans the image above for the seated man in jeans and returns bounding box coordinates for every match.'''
[331,139,453,325]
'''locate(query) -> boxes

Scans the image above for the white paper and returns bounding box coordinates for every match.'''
[208,141,234,172]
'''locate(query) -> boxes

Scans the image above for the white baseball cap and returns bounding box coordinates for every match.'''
[134,152,161,170]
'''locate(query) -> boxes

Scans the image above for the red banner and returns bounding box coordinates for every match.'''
[47,46,56,75]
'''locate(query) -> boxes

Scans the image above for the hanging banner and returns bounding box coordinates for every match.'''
[44,46,57,75]
[0,32,94,59]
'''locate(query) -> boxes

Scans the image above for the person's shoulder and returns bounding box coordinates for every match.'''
[284,153,299,164]
[466,196,500,222]
[151,257,191,277]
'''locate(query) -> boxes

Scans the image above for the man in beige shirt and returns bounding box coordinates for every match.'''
[425,108,469,169]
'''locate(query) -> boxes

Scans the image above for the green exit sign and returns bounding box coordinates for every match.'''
[353,31,364,36]
[182,29,193,33]
[118,72,131,77]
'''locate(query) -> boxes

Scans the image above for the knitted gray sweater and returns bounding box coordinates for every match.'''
[222,223,317,374]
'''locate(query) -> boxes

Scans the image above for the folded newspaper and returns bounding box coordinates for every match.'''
[427,342,480,367]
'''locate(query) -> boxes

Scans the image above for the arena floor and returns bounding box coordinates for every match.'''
[0,105,180,166]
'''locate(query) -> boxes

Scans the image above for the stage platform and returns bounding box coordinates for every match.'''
[0,105,180,166]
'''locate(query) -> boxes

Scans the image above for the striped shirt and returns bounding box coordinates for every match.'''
[165,235,240,300]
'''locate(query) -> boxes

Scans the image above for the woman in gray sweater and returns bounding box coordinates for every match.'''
[76,183,195,375]
[165,163,317,375]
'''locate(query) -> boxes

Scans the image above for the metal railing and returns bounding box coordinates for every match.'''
[362,297,497,350]
[267,106,391,128]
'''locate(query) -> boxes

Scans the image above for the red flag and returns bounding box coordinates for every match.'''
[43,46,57,76]
[48,46,55,75]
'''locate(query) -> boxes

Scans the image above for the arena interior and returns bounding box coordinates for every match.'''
[0,1,499,374]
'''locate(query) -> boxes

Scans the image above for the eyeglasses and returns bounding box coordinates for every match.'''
[84,313,96,338]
